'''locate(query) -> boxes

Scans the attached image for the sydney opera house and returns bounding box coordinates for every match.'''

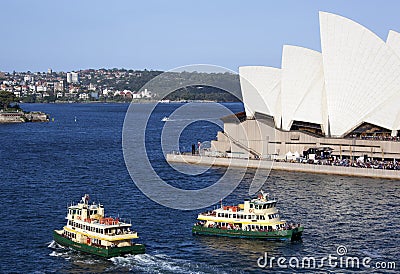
[212,12,400,161]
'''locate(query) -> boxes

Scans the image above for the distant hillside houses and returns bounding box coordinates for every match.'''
[113,88,152,99]
[0,68,159,102]
[0,68,241,102]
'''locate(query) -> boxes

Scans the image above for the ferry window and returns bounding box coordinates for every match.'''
[256,215,259,220]
[255,205,258,209]
[250,204,254,208]
[268,215,272,219]
[261,216,265,220]
[233,214,237,218]
[267,204,271,208]
[224,213,228,218]
[229,214,232,218]
[263,204,267,209]
[247,215,251,219]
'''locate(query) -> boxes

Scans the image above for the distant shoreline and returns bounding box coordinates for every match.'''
[20,100,239,104]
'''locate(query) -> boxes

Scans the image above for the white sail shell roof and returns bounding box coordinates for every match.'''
[280,45,327,131]
[364,93,400,131]
[386,30,400,57]
[239,12,400,137]
[319,11,400,137]
[239,66,281,126]
[364,30,400,131]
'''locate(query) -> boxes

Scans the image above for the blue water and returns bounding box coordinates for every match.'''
[0,103,399,273]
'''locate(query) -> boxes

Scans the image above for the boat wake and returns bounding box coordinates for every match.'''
[162,117,220,122]
[48,240,72,259]
[48,240,224,273]
[48,240,65,249]
[109,253,224,274]
[48,240,107,266]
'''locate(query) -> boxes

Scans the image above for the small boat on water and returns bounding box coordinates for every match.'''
[53,194,145,258]
[161,116,170,122]
[192,191,303,241]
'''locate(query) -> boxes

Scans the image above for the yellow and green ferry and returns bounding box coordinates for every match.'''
[192,191,303,241]
[53,194,145,258]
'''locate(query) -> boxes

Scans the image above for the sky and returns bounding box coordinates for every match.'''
[1,0,400,73]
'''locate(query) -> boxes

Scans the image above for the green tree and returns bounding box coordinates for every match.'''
[0,90,17,110]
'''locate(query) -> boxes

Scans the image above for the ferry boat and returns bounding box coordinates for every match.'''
[53,194,145,258]
[161,116,170,122]
[192,191,303,241]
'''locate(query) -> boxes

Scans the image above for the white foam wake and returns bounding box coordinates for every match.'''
[110,253,223,274]
[48,240,63,249]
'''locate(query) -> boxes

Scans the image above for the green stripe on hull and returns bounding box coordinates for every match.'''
[53,231,145,258]
[192,226,303,241]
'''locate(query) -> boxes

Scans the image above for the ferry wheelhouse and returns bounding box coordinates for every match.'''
[192,191,303,241]
[53,194,145,257]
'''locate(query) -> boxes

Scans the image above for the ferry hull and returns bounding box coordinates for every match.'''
[53,231,145,258]
[192,226,303,241]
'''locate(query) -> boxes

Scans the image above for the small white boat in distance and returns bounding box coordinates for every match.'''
[161,116,170,122]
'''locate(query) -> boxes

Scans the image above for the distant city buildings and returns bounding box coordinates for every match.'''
[66,72,79,83]
[0,68,159,102]
[24,75,34,83]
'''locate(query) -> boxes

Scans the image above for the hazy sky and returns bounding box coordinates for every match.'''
[1,0,400,72]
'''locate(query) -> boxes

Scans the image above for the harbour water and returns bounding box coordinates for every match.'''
[0,103,399,273]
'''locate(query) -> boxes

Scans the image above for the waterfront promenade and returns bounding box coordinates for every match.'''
[166,154,400,180]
